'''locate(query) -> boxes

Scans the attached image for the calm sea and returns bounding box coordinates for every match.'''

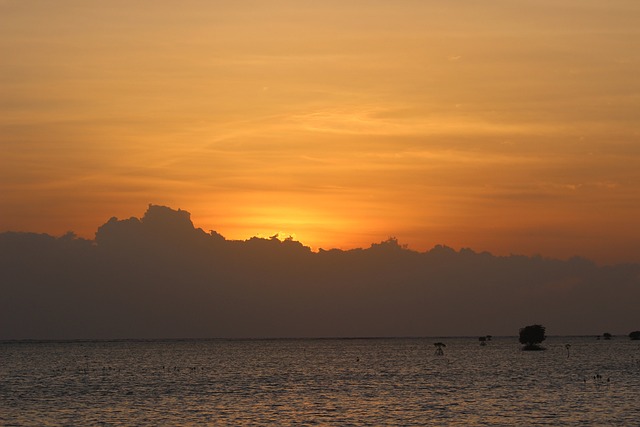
[1,337,639,426]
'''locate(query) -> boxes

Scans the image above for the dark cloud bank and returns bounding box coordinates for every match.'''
[1,205,639,340]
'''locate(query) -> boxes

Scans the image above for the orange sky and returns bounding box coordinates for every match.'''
[1,1,639,264]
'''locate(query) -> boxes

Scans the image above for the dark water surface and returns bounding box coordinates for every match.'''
[2,337,639,426]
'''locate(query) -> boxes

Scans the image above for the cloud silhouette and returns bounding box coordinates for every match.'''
[1,205,638,340]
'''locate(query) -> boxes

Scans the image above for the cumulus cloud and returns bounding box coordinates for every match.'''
[1,205,638,340]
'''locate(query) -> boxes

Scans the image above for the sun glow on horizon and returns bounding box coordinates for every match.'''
[1,1,640,264]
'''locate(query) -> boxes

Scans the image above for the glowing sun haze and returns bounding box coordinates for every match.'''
[1,1,639,264]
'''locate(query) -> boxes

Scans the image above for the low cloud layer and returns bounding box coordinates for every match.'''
[1,205,638,340]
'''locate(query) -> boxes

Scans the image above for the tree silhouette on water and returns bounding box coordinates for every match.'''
[434,342,446,356]
[479,335,492,346]
[519,324,546,351]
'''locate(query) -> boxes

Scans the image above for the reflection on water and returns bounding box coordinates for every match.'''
[1,337,639,426]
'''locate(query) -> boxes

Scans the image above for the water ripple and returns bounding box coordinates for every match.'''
[1,337,639,425]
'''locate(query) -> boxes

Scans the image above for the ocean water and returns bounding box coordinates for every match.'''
[2,337,639,426]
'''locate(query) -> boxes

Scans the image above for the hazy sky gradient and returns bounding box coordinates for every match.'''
[2,1,639,263]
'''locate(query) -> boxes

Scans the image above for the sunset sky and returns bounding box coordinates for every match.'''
[1,1,639,264]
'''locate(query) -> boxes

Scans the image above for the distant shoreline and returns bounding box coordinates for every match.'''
[1,335,625,344]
